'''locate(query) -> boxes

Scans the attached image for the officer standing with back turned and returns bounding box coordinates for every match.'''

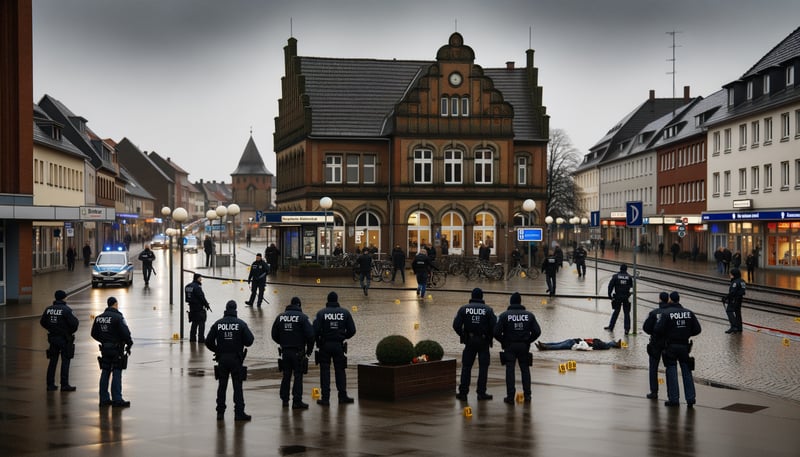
[655,291,702,407]
[494,292,541,404]
[186,273,212,342]
[453,287,497,401]
[91,296,133,407]
[642,291,670,400]
[605,264,633,334]
[271,297,315,409]
[206,300,255,421]
[246,253,269,307]
[313,291,357,406]
[40,290,79,392]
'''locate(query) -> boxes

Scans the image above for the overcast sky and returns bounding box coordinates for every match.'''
[32,0,800,183]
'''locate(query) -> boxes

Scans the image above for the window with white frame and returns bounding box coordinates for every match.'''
[724,170,731,195]
[444,149,463,184]
[781,161,790,189]
[325,155,342,184]
[764,163,773,190]
[763,75,770,94]
[713,131,721,155]
[781,112,790,139]
[787,66,795,86]
[474,149,493,184]
[346,155,359,184]
[451,97,459,117]
[751,166,759,192]
[739,124,747,149]
[413,148,433,184]
[796,159,800,187]
[751,121,760,146]
[727,88,734,105]
[764,117,773,143]
[738,168,747,193]
[517,156,527,185]
[440,97,448,117]
[461,97,469,117]
[746,81,753,100]
[724,128,731,152]
[795,109,800,138]
[363,155,376,184]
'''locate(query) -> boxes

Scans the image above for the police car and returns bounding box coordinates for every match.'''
[91,246,134,288]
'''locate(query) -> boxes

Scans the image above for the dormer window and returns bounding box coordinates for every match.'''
[52,126,62,141]
[727,88,735,106]
[788,66,795,86]
[746,81,753,100]
[763,75,770,94]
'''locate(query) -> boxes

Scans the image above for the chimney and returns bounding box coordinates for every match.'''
[683,85,690,100]
[649,90,655,100]
[506,61,515,71]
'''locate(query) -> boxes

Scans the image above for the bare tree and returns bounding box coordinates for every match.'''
[546,128,581,218]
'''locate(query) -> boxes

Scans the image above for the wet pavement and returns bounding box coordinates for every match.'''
[2,244,800,456]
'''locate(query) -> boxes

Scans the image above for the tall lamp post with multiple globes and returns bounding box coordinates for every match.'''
[206,209,218,268]
[522,199,536,267]
[215,205,228,255]
[172,207,188,339]
[161,206,173,304]
[556,217,565,247]
[544,215,554,253]
[320,197,333,267]
[227,204,240,267]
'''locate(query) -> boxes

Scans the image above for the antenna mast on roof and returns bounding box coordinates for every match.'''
[529,26,532,49]
[666,30,682,99]
[290,17,293,37]
[454,18,457,32]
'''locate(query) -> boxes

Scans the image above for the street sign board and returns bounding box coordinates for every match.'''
[517,227,543,242]
[255,210,263,222]
[590,211,600,227]
[626,201,643,227]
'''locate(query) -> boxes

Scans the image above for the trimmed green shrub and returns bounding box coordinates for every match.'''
[414,340,444,361]
[375,335,415,365]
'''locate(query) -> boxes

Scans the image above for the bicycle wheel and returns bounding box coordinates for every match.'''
[431,271,446,288]
[525,267,540,280]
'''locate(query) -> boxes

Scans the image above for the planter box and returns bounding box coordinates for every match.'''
[289,266,351,278]
[357,358,456,401]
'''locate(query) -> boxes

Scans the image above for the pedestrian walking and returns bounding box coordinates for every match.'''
[412,248,434,298]
[82,243,92,267]
[599,238,606,255]
[40,290,79,392]
[185,273,212,342]
[265,243,281,277]
[66,245,76,271]
[91,296,133,407]
[654,292,701,407]
[671,241,680,262]
[356,248,372,296]
[642,291,670,400]
[510,247,522,269]
[440,236,449,256]
[203,236,214,267]
[605,264,633,334]
[391,244,406,283]
[723,268,746,334]
[206,300,255,421]
[245,232,251,247]
[271,297,314,409]
[657,241,664,260]
[732,251,742,269]
[574,244,587,278]
[478,241,491,262]
[245,253,269,307]
[313,292,357,406]
[138,243,156,286]
[553,244,564,272]
[494,292,541,404]
[722,247,732,274]
[745,251,756,282]
[541,250,558,296]
[453,288,497,401]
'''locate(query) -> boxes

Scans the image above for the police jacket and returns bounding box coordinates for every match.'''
[265,245,280,264]
[313,301,356,344]
[453,299,497,341]
[356,253,372,274]
[653,303,701,345]
[91,307,133,348]
[574,247,587,264]
[412,253,433,275]
[185,280,210,311]
[642,300,670,344]
[726,276,746,306]
[248,259,269,285]
[608,271,633,299]
[138,249,155,266]
[271,303,314,353]
[554,247,564,264]
[40,300,79,337]
[391,248,406,268]
[205,309,254,355]
[494,304,541,346]
[541,255,558,275]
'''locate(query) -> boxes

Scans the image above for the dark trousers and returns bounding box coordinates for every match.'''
[662,344,695,403]
[205,252,212,267]
[280,348,304,404]
[46,339,72,388]
[67,258,75,271]
[608,298,631,332]
[216,354,245,415]
[318,341,348,401]
[189,311,207,342]
[459,341,490,395]
[647,342,664,394]
[416,272,428,297]
[726,302,743,331]
[503,343,531,399]
[576,261,586,277]
[392,265,405,282]
[99,367,123,403]
[248,282,266,306]
[142,263,153,283]
[545,273,556,295]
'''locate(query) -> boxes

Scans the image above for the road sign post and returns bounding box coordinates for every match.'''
[626,202,643,334]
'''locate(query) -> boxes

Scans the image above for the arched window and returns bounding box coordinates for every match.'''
[440,211,464,255]
[407,211,431,257]
[355,211,381,253]
[473,211,496,255]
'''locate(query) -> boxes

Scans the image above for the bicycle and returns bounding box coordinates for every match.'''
[428,269,447,288]
[505,263,539,280]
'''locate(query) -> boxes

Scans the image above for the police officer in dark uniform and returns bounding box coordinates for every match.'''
[313,291,357,406]
[391,244,406,283]
[186,273,212,342]
[574,244,588,278]
[605,264,633,334]
[138,243,156,286]
[271,297,315,409]
[541,250,559,296]
[642,291,670,399]
[553,244,564,272]
[356,248,372,296]
[91,296,133,407]
[206,300,255,421]
[723,268,746,334]
[654,292,702,407]
[510,247,522,268]
[412,248,434,298]
[494,292,541,404]
[40,290,79,391]
[453,288,497,401]
[246,253,269,307]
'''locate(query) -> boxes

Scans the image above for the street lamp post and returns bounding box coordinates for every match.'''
[556,217,565,248]
[320,197,333,267]
[215,205,228,254]
[161,207,172,304]
[545,215,554,253]
[172,207,188,339]
[248,217,254,247]
[206,209,218,268]
[227,204,240,267]
[522,199,536,267]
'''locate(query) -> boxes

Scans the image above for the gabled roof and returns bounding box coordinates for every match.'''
[120,166,155,200]
[33,103,88,160]
[742,26,800,78]
[484,68,546,141]
[115,137,174,184]
[231,135,273,176]
[656,89,727,147]
[149,151,190,176]
[197,180,232,203]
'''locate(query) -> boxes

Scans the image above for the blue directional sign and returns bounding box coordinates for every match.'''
[255,210,263,222]
[517,227,543,242]
[626,201,643,227]
[590,211,600,227]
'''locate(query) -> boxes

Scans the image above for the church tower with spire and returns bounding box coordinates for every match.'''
[231,134,273,221]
